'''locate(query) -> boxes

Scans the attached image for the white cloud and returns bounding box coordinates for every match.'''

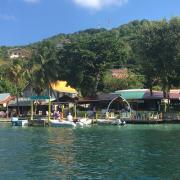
[0,14,16,21]
[73,0,128,10]
[23,0,40,3]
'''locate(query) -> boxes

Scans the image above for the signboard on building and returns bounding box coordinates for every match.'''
[31,96,50,100]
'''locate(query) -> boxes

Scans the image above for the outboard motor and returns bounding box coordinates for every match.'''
[117,119,122,125]
[117,119,126,126]
[122,120,126,126]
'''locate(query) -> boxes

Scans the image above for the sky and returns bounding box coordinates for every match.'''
[0,0,180,46]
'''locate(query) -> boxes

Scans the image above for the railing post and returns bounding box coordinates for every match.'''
[31,100,33,121]
[48,96,51,122]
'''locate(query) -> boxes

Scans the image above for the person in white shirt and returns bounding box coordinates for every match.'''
[67,112,73,122]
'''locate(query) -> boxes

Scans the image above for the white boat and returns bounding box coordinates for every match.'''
[76,118,92,127]
[49,119,76,128]
[11,117,28,127]
[80,118,92,125]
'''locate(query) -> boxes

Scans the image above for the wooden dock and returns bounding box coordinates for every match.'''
[28,120,49,127]
[124,119,180,124]
[0,118,11,123]
[96,118,180,125]
[124,119,163,124]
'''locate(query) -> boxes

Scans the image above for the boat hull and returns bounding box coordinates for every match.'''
[49,120,76,128]
[77,118,92,126]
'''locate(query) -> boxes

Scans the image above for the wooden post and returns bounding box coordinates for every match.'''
[48,97,51,122]
[7,104,9,119]
[31,100,33,120]
[74,104,77,119]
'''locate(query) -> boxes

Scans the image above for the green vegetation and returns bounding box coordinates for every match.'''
[0,17,180,97]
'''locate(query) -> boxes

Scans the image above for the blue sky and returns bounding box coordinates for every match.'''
[0,0,180,46]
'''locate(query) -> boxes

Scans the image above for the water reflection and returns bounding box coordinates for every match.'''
[47,128,75,178]
[0,124,180,179]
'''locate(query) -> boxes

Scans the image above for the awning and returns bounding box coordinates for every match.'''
[51,81,78,94]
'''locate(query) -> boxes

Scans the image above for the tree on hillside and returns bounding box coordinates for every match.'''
[0,67,15,94]
[134,18,180,97]
[3,59,27,115]
[29,41,60,96]
[103,70,144,92]
[57,31,130,96]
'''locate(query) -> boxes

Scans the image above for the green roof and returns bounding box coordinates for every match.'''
[114,90,145,100]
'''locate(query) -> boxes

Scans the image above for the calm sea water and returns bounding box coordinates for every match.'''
[0,123,180,180]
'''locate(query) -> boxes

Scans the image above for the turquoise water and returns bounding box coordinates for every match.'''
[0,124,180,179]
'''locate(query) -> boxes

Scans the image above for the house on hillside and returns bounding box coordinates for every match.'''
[111,68,129,79]
[8,48,31,59]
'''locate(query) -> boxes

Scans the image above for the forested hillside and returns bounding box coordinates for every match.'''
[0,17,180,97]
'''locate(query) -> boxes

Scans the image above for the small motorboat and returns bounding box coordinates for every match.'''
[111,119,126,126]
[76,118,92,127]
[11,117,28,127]
[49,119,76,128]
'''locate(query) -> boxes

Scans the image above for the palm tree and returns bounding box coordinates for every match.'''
[30,41,60,98]
[4,59,27,115]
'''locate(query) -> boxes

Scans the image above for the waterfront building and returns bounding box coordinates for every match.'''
[8,81,78,117]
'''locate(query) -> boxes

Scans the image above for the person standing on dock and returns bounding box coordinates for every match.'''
[93,106,96,119]
[67,112,73,122]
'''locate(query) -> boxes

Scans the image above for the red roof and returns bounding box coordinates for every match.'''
[169,93,180,100]
[0,95,15,105]
[111,69,129,79]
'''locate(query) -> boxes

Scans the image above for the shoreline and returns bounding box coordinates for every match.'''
[1,118,180,125]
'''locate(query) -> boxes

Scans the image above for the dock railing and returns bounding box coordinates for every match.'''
[163,112,180,121]
[76,110,180,122]
[129,111,161,121]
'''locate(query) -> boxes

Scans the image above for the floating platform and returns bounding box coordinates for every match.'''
[11,117,28,127]
[0,118,11,123]
[97,119,126,126]
[123,119,180,124]
[28,119,49,127]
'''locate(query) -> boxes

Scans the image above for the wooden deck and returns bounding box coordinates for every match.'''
[28,120,49,127]
[123,119,180,124]
[0,118,11,123]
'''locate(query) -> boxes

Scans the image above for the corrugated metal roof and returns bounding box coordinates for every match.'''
[114,89,163,100]
[9,97,49,107]
[77,94,119,104]
[0,93,13,104]
[170,93,180,99]
[0,93,10,101]
[120,91,145,99]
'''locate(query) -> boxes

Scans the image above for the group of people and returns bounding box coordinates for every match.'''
[53,111,63,120]
[53,111,73,121]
